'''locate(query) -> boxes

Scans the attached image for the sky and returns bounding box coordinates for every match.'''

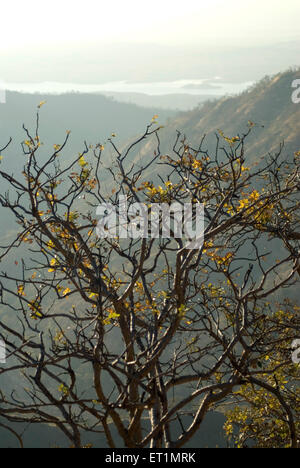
[0,0,300,84]
[1,0,300,50]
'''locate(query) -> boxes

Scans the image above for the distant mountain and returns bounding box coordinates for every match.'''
[1,70,299,242]
[0,91,175,156]
[0,70,299,449]
[148,69,300,164]
[0,411,226,448]
[101,91,218,111]
[125,69,300,309]
[0,91,176,231]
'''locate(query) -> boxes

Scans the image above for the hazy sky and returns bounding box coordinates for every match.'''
[1,0,299,50]
[1,0,300,84]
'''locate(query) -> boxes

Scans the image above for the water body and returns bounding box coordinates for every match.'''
[1,79,253,97]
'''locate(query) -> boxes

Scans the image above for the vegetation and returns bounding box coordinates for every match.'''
[0,100,299,448]
[162,68,300,165]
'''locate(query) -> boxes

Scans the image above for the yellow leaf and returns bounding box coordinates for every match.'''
[78,156,88,168]
[38,100,46,109]
[48,257,58,272]
[17,285,26,296]
[63,288,71,297]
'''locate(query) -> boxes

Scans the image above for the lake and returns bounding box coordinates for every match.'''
[0,78,253,97]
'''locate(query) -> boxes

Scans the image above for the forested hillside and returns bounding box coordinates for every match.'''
[153,69,300,162]
[0,92,175,231]
[0,70,299,448]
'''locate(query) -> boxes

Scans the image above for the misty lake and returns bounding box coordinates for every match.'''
[1,79,253,97]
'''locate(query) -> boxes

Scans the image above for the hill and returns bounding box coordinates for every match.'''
[0,69,299,448]
[0,412,226,448]
[0,91,175,230]
[101,91,218,111]
[148,69,300,164]
[0,91,175,162]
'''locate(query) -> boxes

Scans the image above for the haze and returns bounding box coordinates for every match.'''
[1,0,300,84]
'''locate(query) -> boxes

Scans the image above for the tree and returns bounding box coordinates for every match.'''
[0,109,299,448]
[224,332,300,448]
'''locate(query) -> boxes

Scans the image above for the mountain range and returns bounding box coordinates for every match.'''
[138,69,300,166]
[0,67,299,447]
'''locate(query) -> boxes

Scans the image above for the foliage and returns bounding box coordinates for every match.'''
[0,107,299,448]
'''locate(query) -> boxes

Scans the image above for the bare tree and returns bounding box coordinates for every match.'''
[0,112,299,448]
